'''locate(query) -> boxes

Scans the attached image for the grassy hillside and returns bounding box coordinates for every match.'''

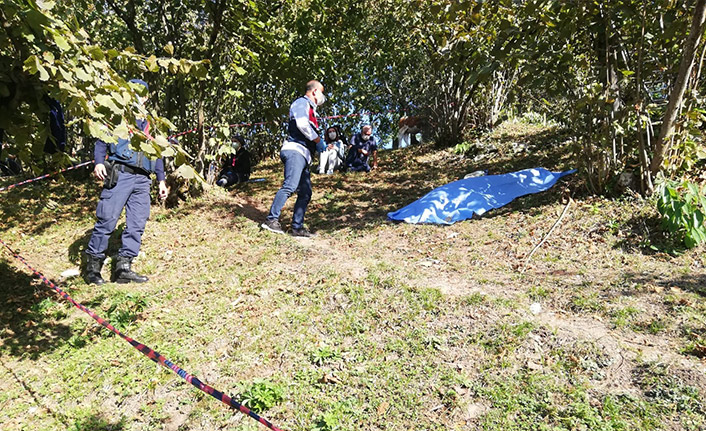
[1,122,704,431]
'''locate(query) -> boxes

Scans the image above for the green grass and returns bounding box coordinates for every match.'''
[1,122,704,430]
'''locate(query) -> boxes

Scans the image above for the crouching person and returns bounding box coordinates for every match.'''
[84,79,168,285]
[216,135,251,187]
[345,125,378,172]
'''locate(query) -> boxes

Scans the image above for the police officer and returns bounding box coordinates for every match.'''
[84,79,168,285]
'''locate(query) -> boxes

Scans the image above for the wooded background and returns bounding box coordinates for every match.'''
[2,0,705,193]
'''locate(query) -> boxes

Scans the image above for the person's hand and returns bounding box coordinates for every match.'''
[158,181,168,200]
[94,163,107,180]
[313,136,321,144]
[327,144,334,150]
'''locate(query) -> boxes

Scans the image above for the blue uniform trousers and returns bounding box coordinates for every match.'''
[266,149,312,230]
[86,170,152,259]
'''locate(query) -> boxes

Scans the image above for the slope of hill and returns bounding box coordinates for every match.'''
[1,122,704,431]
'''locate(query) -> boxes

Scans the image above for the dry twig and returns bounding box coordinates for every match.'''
[521,198,573,272]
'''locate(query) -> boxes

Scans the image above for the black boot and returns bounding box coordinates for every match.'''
[84,254,105,285]
[114,255,149,284]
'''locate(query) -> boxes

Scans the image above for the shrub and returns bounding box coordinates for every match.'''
[656,179,706,249]
[239,379,284,413]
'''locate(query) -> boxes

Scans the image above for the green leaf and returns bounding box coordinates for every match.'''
[113,123,130,140]
[179,59,192,74]
[94,94,121,115]
[140,141,158,155]
[37,63,50,81]
[175,151,187,166]
[154,135,169,148]
[164,43,175,56]
[74,67,91,82]
[36,0,56,10]
[146,55,160,73]
[192,63,208,80]
[174,164,197,179]
[87,46,105,61]
[23,55,40,74]
[52,33,70,51]
[86,119,104,139]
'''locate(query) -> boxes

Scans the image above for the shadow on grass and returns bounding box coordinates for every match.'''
[612,211,690,257]
[72,413,126,431]
[0,259,73,359]
[0,169,98,237]
[67,224,128,283]
[627,271,706,298]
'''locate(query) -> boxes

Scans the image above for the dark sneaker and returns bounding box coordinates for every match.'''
[261,219,285,234]
[291,227,314,238]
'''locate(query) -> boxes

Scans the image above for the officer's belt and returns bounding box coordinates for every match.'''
[115,163,150,177]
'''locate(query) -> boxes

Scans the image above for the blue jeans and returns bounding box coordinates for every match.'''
[266,149,311,229]
[86,170,152,258]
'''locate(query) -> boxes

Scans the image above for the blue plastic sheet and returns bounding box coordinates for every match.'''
[387,168,576,225]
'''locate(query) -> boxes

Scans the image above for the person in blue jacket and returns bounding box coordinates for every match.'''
[43,96,66,154]
[345,125,378,172]
[84,79,168,285]
[261,80,326,237]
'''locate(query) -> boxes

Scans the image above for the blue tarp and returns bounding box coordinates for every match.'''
[387,168,576,225]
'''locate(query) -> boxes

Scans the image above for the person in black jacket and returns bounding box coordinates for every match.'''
[216,135,251,187]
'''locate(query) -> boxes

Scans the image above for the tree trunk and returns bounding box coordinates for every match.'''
[105,0,146,54]
[636,0,653,193]
[650,0,706,177]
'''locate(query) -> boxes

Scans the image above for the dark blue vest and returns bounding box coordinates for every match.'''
[287,97,319,155]
[107,119,158,173]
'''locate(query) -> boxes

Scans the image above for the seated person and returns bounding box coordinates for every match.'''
[318,125,346,174]
[0,134,21,176]
[216,135,251,187]
[345,125,378,172]
[397,115,422,148]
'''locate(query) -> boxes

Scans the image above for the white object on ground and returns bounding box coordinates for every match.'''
[464,170,486,179]
[530,302,542,315]
[60,268,80,278]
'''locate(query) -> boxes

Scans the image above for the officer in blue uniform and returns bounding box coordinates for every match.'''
[84,79,168,285]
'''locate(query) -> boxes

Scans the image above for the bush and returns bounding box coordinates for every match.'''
[656,179,706,249]
[239,379,284,413]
